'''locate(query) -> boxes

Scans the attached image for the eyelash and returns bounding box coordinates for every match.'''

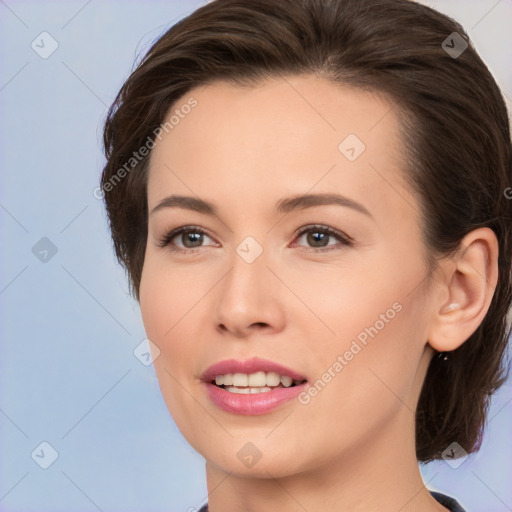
[156,224,354,254]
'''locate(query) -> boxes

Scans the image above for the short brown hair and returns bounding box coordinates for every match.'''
[101,0,512,461]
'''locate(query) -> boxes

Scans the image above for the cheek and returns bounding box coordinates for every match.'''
[139,255,203,342]
[293,297,429,461]
[138,254,219,396]
[139,258,202,427]
[139,266,168,347]
[303,246,430,403]
[138,257,192,398]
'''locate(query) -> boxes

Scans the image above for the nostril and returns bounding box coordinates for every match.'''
[251,322,269,328]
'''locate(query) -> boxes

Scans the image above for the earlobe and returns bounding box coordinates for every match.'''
[428,227,499,353]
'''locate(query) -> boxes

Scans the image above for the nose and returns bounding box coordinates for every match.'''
[214,247,286,338]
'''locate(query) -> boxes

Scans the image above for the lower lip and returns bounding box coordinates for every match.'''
[204,382,307,415]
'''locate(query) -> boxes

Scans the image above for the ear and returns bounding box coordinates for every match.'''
[428,227,499,353]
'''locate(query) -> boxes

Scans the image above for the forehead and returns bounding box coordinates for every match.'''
[147,74,415,222]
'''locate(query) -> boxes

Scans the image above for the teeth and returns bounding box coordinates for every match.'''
[280,375,293,387]
[232,373,248,386]
[266,372,281,386]
[213,371,300,388]
[224,386,273,394]
[248,371,266,387]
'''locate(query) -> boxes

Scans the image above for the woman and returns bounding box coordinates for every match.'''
[100,0,512,510]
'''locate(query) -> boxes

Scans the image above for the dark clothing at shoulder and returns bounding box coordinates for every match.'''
[430,490,467,511]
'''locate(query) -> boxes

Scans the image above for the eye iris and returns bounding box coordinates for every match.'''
[308,231,329,247]
[183,232,203,248]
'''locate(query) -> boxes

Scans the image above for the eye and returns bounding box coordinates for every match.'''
[292,224,353,252]
[157,226,217,254]
[157,224,353,254]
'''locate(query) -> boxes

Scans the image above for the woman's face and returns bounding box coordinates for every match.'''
[139,75,439,476]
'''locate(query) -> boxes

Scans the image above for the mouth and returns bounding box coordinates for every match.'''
[201,357,308,389]
[211,371,307,394]
[200,357,309,414]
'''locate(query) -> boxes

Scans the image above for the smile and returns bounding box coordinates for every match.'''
[213,371,305,393]
[201,358,308,414]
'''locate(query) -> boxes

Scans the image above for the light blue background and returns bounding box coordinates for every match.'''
[1,1,511,511]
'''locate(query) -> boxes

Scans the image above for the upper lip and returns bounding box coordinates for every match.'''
[200,357,307,383]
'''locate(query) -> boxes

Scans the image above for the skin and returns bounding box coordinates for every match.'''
[139,74,498,512]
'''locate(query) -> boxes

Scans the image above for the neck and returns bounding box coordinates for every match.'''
[203,405,448,512]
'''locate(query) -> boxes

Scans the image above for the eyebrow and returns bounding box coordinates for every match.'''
[150,193,372,218]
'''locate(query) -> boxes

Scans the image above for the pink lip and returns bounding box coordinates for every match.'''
[204,382,307,415]
[200,357,308,416]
